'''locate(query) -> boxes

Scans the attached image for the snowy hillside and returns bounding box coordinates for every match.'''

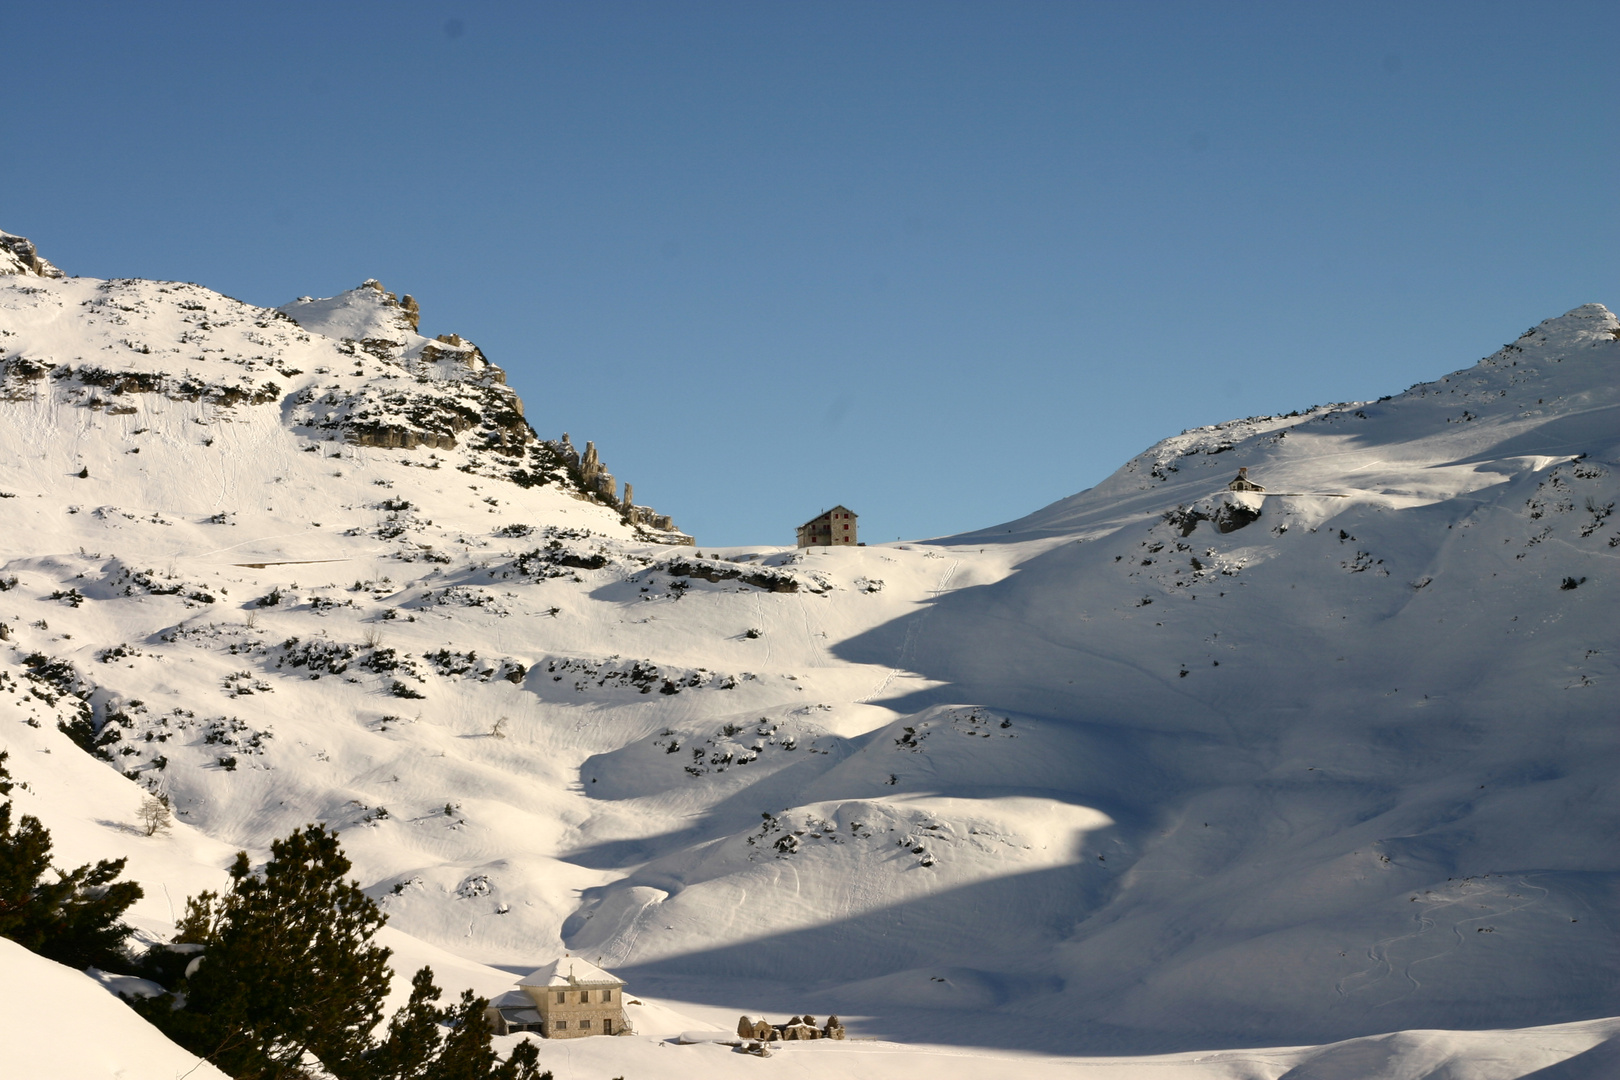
[2,230,1615,1077]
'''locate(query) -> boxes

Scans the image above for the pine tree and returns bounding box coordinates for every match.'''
[0,750,143,969]
[368,968,551,1080]
[139,822,548,1080]
[368,967,448,1080]
[138,824,392,1080]
[504,1040,549,1080]
[434,989,504,1080]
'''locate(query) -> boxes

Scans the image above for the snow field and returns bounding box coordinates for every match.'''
[3,267,1617,1075]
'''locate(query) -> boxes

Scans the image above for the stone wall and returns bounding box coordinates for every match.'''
[528,984,629,1038]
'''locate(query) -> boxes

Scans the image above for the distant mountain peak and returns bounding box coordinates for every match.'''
[1514,302,1616,342]
[1556,301,1614,321]
[0,248,691,545]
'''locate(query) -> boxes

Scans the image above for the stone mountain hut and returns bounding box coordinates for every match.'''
[484,957,630,1039]
[797,505,858,547]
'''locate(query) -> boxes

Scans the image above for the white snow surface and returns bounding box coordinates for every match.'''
[277,283,417,347]
[1,249,1616,1079]
[520,955,623,987]
[0,938,231,1080]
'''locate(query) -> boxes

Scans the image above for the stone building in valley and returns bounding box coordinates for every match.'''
[796,506,858,547]
[484,957,630,1039]
[736,1013,846,1041]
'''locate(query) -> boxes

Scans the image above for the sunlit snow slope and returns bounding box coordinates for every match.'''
[1,237,1614,1065]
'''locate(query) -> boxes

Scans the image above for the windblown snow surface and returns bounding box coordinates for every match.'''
[0,245,1616,1078]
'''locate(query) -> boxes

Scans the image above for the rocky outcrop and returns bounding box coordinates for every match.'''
[421,334,506,384]
[0,240,694,542]
[1215,501,1262,533]
[295,374,529,454]
[1,358,281,411]
[343,422,459,451]
[277,281,545,460]
[547,433,693,545]
[0,230,65,278]
[665,558,798,593]
[1161,494,1261,536]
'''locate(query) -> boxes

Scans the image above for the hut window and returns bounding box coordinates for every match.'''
[554,1020,567,1030]
[556,992,565,1004]
[602,989,612,1002]
[581,1019,592,1029]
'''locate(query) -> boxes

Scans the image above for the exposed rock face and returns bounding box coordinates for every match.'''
[342,422,459,451]
[664,557,798,592]
[0,243,695,541]
[421,334,505,383]
[0,277,284,412]
[278,281,539,460]
[289,352,521,454]
[579,440,616,502]
[0,230,65,278]
[1215,492,1264,533]
[279,283,690,541]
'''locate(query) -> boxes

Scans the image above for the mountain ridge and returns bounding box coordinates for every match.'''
[1,229,1615,1073]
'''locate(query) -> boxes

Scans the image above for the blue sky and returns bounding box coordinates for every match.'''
[5,2,1616,546]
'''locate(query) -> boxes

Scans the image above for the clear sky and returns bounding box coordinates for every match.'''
[5,2,1616,546]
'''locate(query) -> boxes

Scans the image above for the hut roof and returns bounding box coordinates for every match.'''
[518,957,624,988]
[490,989,533,1008]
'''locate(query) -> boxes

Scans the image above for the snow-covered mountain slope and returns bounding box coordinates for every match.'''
[0,938,233,1080]
[2,231,1615,1075]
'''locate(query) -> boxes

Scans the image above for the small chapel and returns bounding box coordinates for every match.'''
[1227,467,1266,492]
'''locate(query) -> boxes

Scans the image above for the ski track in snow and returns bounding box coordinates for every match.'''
[1341,874,1558,1013]
[863,557,957,703]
